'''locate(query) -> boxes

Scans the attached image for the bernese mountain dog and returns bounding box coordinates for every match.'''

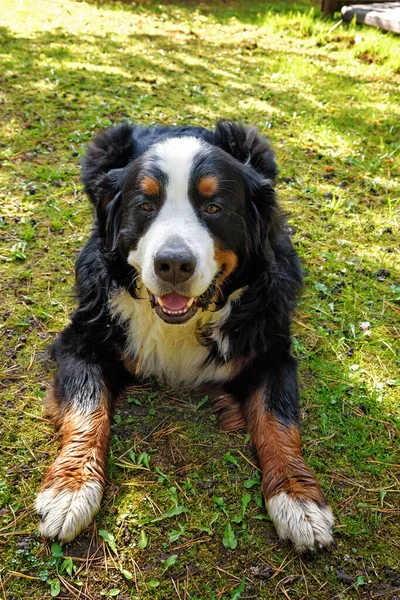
[35,121,334,552]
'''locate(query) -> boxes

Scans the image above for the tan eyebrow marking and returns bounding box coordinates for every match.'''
[141,176,160,196]
[198,175,218,197]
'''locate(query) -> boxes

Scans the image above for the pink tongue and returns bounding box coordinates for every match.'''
[160,293,189,311]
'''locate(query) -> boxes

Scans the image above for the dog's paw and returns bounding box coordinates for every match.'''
[36,480,103,543]
[266,492,334,553]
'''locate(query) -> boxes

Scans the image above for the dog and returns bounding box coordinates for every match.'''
[35,121,334,552]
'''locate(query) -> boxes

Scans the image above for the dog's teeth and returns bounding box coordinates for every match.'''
[158,303,195,317]
[157,297,164,307]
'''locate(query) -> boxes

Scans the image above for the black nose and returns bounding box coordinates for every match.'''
[154,245,196,285]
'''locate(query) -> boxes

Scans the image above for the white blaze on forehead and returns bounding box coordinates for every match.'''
[154,136,206,201]
[128,136,218,298]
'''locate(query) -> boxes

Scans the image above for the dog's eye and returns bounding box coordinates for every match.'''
[204,203,220,215]
[139,202,154,212]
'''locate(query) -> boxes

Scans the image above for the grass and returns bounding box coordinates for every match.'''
[0,0,399,598]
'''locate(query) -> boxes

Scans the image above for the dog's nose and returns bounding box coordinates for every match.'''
[154,245,196,285]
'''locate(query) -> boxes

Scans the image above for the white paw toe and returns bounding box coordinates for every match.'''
[36,480,103,543]
[266,492,334,552]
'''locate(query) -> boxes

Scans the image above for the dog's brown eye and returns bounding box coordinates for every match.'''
[204,203,220,215]
[140,202,154,212]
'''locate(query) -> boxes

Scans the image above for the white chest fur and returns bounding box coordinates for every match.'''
[109,287,235,387]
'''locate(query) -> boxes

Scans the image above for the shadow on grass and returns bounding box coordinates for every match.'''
[1,21,398,167]
[74,0,323,24]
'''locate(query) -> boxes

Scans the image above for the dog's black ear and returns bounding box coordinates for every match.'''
[81,122,135,203]
[96,168,127,250]
[242,163,283,263]
[214,121,282,258]
[214,121,277,183]
[81,123,135,248]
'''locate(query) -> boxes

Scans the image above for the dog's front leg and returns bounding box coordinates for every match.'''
[36,331,126,543]
[244,354,334,552]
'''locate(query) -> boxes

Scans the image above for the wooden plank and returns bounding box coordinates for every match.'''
[342,2,400,33]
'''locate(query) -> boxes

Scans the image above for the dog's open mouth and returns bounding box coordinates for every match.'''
[148,288,216,324]
[152,293,198,324]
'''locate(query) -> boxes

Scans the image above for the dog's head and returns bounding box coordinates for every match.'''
[85,123,279,324]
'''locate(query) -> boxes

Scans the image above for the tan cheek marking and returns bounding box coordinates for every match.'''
[246,391,325,505]
[198,176,218,197]
[214,248,238,287]
[141,176,160,196]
